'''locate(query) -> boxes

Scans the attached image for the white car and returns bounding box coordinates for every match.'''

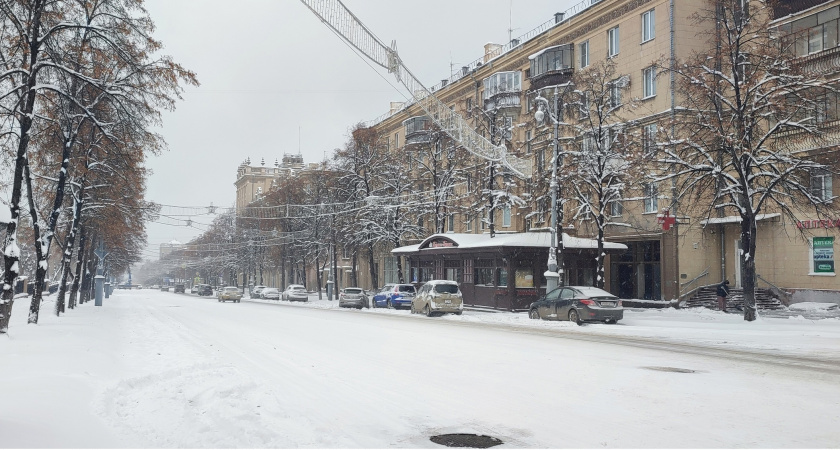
[261,288,280,300]
[282,284,309,302]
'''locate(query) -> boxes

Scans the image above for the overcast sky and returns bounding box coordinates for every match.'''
[141,0,578,260]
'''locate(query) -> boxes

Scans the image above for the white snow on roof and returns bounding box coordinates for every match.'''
[700,213,780,226]
[528,44,567,60]
[392,232,627,255]
[169,239,182,245]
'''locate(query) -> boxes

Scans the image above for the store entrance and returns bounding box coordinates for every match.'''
[610,240,662,300]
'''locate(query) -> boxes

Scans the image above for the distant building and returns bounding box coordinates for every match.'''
[160,239,183,259]
[234,154,308,212]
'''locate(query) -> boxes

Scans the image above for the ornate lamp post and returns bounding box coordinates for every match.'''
[534,86,564,292]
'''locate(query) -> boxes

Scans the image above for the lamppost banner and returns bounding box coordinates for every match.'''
[813,237,835,274]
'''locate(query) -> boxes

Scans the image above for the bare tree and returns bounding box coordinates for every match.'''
[658,0,840,321]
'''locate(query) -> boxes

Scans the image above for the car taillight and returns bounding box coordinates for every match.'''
[618,300,623,307]
[579,299,595,305]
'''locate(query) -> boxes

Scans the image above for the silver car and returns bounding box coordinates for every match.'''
[261,288,280,300]
[411,280,463,317]
[282,284,309,302]
[339,287,369,309]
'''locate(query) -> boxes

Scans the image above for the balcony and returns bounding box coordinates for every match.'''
[483,71,522,113]
[403,116,432,146]
[528,44,575,91]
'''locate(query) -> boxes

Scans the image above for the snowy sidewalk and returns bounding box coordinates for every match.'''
[242,293,840,361]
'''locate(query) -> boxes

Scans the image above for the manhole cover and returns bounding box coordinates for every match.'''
[642,366,696,373]
[430,434,503,448]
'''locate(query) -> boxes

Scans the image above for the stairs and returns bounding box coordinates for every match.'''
[686,286,785,310]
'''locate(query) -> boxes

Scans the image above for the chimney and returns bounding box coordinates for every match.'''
[389,101,404,114]
[555,12,565,23]
[510,38,520,47]
[484,43,503,63]
[462,66,469,76]
[441,79,448,87]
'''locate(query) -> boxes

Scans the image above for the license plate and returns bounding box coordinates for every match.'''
[445,299,452,304]
[601,302,615,307]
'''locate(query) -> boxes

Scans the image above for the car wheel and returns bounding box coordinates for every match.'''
[569,309,582,325]
[529,309,541,320]
[454,311,462,316]
[424,304,434,317]
[218,299,221,302]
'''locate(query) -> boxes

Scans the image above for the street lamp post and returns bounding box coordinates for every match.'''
[534,86,564,292]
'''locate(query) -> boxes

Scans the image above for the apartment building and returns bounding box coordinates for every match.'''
[362,0,839,306]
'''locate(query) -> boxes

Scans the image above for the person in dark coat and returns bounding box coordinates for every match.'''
[716,280,730,312]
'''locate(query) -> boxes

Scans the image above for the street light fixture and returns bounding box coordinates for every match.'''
[533,86,565,292]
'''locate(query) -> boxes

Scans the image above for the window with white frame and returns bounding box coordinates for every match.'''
[503,205,512,227]
[609,197,624,216]
[483,71,522,99]
[582,132,596,153]
[394,132,399,148]
[466,216,473,232]
[579,40,590,68]
[642,9,655,42]
[609,81,622,107]
[811,168,834,201]
[643,66,657,98]
[642,123,658,154]
[811,236,835,274]
[644,182,658,213]
[607,26,620,57]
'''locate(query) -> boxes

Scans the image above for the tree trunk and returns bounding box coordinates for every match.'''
[351,252,358,287]
[69,226,88,308]
[367,243,377,290]
[595,214,605,289]
[740,215,758,321]
[24,160,49,322]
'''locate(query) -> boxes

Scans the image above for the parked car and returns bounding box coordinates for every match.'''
[217,286,242,303]
[261,288,280,300]
[282,284,309,302]
[160,285,169,292]
[194,284,214,296]
[528,286,623,325]
[372,283,416,309]
[339,287,369,309]
[251,285,266,297]
[174,284,185,293]
[411,280,463,317]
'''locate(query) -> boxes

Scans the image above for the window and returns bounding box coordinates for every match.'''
[526,130,532,154]
[644,182,658,213]
[783,8,840,57]
[466,216,473,232]
[466,98,473,117]
[811,236,835,274]
[394,132,400,148]
[536,148,545,173]
[642,9,655,42]
[609,198,624,217]
[609,80,623,107]
[497,267,508,287]
[448,213,455,232]
[582,133,596,153]
[642,124,658,154]
[342,246,350,259]
[503,205,511,227]
[607,26,620,57]
[579,40,590,68]
[580,91,590,118]
[483,71,522,99]
[474,259,495,285]
[643,66,656,98]
[811,168,833,202]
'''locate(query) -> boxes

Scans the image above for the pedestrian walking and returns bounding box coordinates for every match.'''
[716,279,730,312]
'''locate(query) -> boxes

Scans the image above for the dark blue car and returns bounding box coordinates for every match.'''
[372,283,416,309]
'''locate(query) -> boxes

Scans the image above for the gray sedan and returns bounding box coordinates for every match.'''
[528,286,623,324]
[339,287,369,309]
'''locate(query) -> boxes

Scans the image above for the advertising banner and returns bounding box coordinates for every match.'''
[813,237,835,274]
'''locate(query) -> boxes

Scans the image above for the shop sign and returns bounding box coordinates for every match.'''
[813,237,835,273]
[429,239,455,248]
[797,219,840,229]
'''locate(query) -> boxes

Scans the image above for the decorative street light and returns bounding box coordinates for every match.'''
[533,86,565,292]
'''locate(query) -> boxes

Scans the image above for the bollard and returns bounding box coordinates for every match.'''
[94,275,105,306]
[104,282,111,298]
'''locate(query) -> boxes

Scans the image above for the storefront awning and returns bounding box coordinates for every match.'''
[391,232,627,255]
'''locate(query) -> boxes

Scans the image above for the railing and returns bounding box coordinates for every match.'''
[360,0,603,130]
[427,0,601,94]
[757,273,791,305]
[678,268,710,301]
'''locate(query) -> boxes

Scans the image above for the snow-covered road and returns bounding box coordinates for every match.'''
[2,289,839,448]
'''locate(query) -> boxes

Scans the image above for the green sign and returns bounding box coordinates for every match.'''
[813,237,835,274]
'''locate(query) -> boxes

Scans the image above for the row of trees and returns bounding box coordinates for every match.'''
[0,0,196,332]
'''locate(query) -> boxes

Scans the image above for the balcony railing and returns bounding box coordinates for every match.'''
[484,92,522,112]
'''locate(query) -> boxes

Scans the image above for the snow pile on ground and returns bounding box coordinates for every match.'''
[788,301,839,311]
